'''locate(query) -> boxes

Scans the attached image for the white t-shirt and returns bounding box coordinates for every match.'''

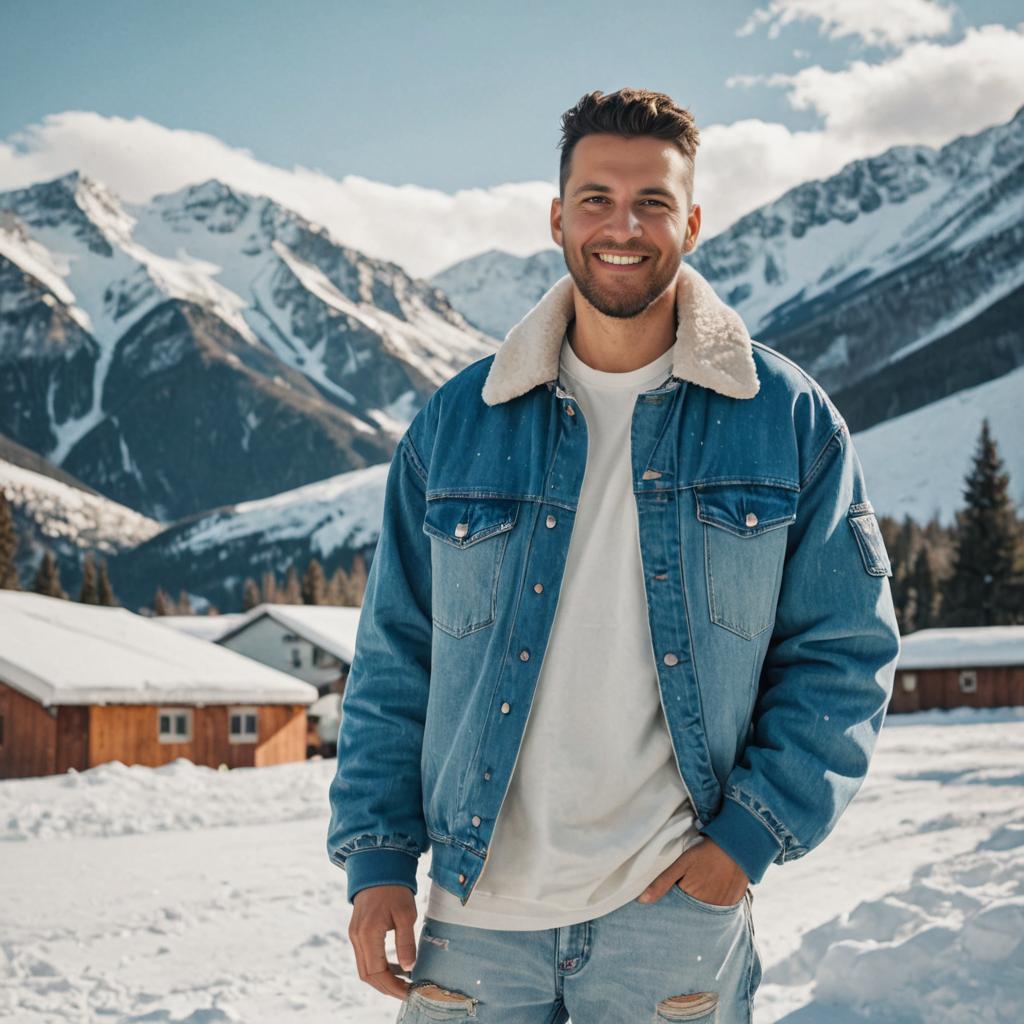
[426,329,703,930]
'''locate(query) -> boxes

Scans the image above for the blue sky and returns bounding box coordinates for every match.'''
[1,1,1022,276]
[2,0,1022,191]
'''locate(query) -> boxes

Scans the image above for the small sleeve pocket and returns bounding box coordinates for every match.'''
[846,501,892,577]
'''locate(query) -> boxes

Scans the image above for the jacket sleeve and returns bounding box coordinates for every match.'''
[325,429,433,904]
[699,420,901,884]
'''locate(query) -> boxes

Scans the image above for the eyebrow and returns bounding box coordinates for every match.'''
[571,183,676,199]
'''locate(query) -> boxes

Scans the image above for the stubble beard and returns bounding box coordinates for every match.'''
[564,246,681,319]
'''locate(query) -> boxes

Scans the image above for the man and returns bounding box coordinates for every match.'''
[327,87,900,1022]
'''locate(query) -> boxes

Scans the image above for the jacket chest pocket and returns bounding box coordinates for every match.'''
[422,497,519,639]
[695,483,798,640]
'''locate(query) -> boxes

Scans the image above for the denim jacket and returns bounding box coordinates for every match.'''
[326,259,901,906]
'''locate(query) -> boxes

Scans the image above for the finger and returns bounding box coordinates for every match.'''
[366,962,411,1001]
[394,917,418,972]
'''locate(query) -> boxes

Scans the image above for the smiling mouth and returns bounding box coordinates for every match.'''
[593,252,650,268]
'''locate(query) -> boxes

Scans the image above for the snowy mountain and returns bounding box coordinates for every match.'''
[105,460,388,611]
[431,247,566,338]
[0,433,162,590]
[688,103,1024,432]
[0,173,497,521]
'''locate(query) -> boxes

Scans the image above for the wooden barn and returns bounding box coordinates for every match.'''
[0,591,318,780]
[890,625,1024,713]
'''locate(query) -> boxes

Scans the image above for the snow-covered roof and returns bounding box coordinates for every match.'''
[897,626,1024,670]
[0,591,318,706]
[154,613,249,642]
[217,603,362,663]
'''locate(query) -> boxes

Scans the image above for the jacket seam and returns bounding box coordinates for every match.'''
[401,432,429,486]
[799,423,844,491]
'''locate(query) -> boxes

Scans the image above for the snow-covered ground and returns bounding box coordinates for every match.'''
[1,707,1021,1023]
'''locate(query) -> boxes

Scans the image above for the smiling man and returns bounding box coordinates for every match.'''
[328,87,901,1023]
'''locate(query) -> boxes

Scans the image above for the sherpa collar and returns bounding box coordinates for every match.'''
[481,259,760,405]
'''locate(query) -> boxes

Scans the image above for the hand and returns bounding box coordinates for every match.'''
[637,837,750,906]
[348,884,419,1000]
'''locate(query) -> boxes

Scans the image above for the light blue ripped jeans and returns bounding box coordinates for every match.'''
[396,886,762,1022]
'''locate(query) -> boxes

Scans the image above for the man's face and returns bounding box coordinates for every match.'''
[551,133,700,319]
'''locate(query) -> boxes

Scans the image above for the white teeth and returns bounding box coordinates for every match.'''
[597,253,645,265]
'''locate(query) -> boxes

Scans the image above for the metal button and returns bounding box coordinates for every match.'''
[483,771,491,780]
[500,702,511,713]
[519,649,530,661]
[459,873,466,883]
[454,521,469,538]
[534,582,544,593]
[745,512,758,527]
[546,514,556,528]
[471,815,481,827]
[566,404,575,416]
[663,652,680,666]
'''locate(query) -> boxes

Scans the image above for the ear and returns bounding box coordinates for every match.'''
[685,202,702,251]
[550,196,563,247]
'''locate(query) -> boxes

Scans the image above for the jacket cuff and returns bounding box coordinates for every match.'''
[699,795,782,884]
[342,847,419,905]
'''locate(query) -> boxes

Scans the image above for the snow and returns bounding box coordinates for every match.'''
[852,364,1024,525]
[0,458,163,553]
[153,613,249,643]
[898,626,1024,669]
[168,461,389,560]
[0,591,317,706]
[218,603,363,664]
[1,708,1020,1022]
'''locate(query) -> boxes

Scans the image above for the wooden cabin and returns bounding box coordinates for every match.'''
[0,591,318,779]
[890,625,1024,713]
[214,603,361,698]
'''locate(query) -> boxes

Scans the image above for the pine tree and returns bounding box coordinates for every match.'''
[176,589,194,615]
[326,566,347,605]
[33,551,67,599]
[302,557,326,604]
[0,489,19,590]
[242,577,261,610]
[282,563,302,603]
[909,547,936,630]
[346,551,369,605]
[78,552,99,603]
[939,419,1023,626]
[152,586,173,615]
[97,558,118,606]
[261,570,278,604]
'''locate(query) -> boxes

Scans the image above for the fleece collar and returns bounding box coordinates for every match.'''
[481,259,760,405]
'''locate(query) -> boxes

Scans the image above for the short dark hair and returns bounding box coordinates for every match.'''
[557,88,701,200]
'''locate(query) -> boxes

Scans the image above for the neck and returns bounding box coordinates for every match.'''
[567,282,677,372]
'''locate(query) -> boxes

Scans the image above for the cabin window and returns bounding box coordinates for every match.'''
[229,707,259,743]
[291,647,302,668]
[958,669,977,694]
[312,646,340,668]
[158,708,192,743]
[901,672,918,692]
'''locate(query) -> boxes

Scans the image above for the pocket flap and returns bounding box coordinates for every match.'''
[695,483,798,537]
[423,497,518,547]
[847,501,892,576]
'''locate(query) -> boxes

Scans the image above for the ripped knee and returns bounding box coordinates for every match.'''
[656,990,719,1021]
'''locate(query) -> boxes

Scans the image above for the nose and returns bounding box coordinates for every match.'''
[603,202,643,240]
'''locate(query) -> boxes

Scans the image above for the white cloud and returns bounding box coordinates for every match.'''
[738,0,956,49]
[0,111,556,280]
[1,22,1021,277]
[728,23,1024,152]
